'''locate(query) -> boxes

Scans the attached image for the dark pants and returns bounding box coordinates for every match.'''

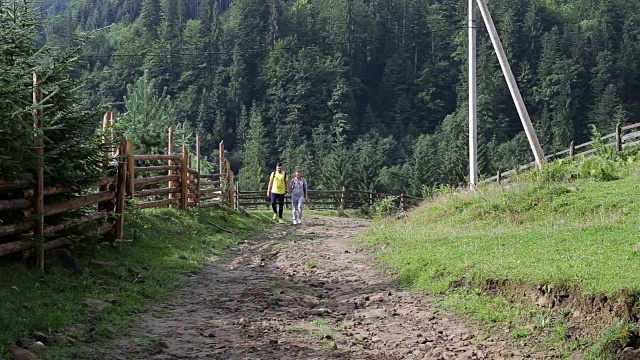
[271,193,285,218]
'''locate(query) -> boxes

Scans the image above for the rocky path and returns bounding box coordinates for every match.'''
[94,216,556,360]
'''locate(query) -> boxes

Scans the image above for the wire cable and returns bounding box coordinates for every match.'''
[80,26,464,59]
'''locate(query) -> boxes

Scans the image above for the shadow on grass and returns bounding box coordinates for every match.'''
[0,206,271,354]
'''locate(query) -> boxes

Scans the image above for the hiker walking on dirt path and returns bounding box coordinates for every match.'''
[290,171,308,225]
[267,162,290,224]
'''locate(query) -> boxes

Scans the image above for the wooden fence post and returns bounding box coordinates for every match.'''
[226,159,233,205]
[234,181,239,209]
[340,186,345,211]
[126,140,135,198]
[108,112,116,158]
[115,141,127,249]
[181,145,189,212]
[616,124,622,152]
[196,134,201,207]
[219,140,225,176]
[497,169,502,184]
[101,112,111,170]
[168,125,175,207]
[33,72,45,272]
[569,141,575,157]
[369,192,374,206]
[99,112,114,212]
[400,193,405,212]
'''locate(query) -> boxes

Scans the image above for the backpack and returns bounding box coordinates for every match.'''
[270,171,288,181]
[290,177,307,194]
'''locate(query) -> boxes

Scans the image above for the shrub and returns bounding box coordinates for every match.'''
[373,196,399,219]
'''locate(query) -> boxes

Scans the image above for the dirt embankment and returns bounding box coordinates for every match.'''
[479,279,640,359]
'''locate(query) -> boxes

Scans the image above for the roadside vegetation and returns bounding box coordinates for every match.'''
[365,145,640,358]
[0,207,270,358]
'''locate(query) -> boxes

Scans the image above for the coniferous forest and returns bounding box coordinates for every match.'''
[25,0,640,194]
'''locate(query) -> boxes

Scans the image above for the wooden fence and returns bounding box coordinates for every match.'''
[485,123,640,183]
[0,108,235,267]
[126,127,232,211]
[0,176,119,259]
[235,188,422,212]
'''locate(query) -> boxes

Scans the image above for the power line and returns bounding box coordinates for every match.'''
[81,27,464,59]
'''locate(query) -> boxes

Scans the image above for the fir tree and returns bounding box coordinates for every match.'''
[140,0,161,40]
[239,102,267,191]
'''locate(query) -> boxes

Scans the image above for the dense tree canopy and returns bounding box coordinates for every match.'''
[36,0,640,193]
[1,0,104,186]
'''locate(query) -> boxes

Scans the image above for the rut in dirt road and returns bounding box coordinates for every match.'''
[100,216,557,360]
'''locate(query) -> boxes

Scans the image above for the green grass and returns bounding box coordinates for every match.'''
[0,206,270,356]
[586,322,637,360]
[363,157,640,356]
[286,319,342,350]
[304,209,371,219]
[306,259,319,271]
[440,289,527,326]
[365,166,640,295]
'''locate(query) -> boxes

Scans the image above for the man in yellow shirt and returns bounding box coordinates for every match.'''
[267,162,290,224]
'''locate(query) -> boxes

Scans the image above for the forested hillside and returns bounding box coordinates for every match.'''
[39,0,640,194]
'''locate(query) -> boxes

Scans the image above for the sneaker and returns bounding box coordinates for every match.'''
[292,219,298,225]
[278,218,286,224]
[298,219,302,225]
[273,214,277,220]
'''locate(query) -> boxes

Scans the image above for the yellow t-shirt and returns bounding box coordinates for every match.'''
[270,171,289,194]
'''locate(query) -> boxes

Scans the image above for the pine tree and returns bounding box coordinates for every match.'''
[590,84,621,132]
[0,1,38,182]
[328,78,355,143]
[267,0,282,47]
[239,103,267,191]
[235,104,250,153]
[140,0,161,40]
[228,44,248,113]
[118,70,175,154]
[1,0,105,186]
[352,133,394,192]
[410,134,440,193]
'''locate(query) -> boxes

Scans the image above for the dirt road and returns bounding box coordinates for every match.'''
[93,216,556,360]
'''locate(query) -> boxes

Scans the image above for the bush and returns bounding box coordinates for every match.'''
[373,196,399,219]
[578,156,621,181]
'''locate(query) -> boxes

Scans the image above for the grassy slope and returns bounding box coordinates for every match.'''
[364,160,640,357]
[0,207,270,354]
[365,166,640,295]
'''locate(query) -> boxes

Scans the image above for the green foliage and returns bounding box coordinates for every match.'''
[116,71,175,154]
[586,322,637,360]
[239,103,267,191]
[578,156,621,181]
[364,152,640,296]
[0,1,37,182]
[364,153,640,356]
[0,0,104,185]
[0,207,270,353]
[441,289,527,327]
[33,0,640,195]
[378,165,411,195]
[372,196,399,219]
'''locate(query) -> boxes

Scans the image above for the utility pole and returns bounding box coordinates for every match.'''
[469,0,478,187]
[475,0,545,169]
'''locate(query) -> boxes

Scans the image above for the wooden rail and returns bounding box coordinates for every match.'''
[486,123,640,183]
[0,116,234,264]
[0,174,119,258]
[234,189,421,212]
